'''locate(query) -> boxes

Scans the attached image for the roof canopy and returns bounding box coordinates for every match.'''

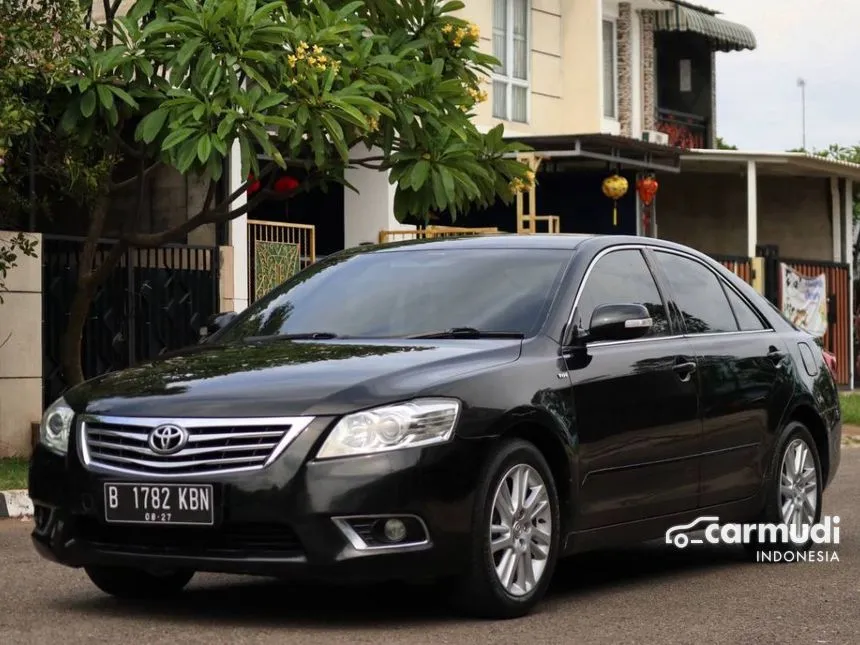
[654,1,757,52]
[502,134,683,174]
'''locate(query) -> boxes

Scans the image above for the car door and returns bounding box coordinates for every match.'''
[649,249,794,507]
[565,247,702,529]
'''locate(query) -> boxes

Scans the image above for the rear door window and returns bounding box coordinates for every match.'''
[653,251,739,334]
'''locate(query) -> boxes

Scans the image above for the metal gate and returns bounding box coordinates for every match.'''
[42,236,220,407]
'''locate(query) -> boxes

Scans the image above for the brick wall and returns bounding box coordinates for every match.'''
[657,172,833,260]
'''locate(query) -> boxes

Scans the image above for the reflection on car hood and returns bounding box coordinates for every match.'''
[65,338,523,417]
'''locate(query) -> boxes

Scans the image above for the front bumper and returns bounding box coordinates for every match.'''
[28,419,490,584]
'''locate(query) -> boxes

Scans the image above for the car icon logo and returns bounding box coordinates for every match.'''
[147,424,189,455]
[665,516,721,549]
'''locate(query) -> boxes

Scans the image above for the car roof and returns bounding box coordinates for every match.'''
[366,233,711,258]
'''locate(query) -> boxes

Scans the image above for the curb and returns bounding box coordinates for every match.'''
[0,490,33,518]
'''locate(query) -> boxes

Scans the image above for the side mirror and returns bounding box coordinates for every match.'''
[586,303,653,343]
[199,311,238,342]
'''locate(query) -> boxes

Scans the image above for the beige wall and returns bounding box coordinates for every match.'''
[460,0,602,136]
[0,232,43,457]
[657,173,833,260]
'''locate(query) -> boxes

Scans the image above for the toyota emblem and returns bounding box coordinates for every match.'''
[147,424,189,455]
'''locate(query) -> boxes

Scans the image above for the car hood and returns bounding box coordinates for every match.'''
[64,337,523,418]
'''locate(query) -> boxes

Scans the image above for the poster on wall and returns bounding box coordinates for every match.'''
[780,263,828,337]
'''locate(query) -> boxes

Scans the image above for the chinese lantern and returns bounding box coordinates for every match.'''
[637,175,659,234]
[246,173,261,195]
[274,175,300,193]
[602,173,629,227]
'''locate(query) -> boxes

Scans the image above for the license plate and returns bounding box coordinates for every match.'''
[104,483,214,525]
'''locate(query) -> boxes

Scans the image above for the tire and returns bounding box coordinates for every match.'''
[743,421,824,559]
[452,438,561,619]
[84,565,194,599]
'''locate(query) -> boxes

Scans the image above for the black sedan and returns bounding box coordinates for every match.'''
[29,234,841,619]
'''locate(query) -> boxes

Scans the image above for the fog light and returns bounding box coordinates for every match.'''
[383,518,407,542]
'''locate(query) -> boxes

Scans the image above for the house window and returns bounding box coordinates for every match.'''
[602,19,617,119]
[492,0,529,123]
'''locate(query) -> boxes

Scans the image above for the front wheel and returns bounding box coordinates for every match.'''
[85,565,194,599]
[453,439,561,619]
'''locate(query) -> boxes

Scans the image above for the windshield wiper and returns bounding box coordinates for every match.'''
[245,331,340,342]
[406,327,525,340]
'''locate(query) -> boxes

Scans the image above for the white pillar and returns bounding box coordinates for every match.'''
[630,10,643,139]
[343,145,415,248]
[228,141,249,312]
[746,161,758,258]
[831,177,842,262]
[845,178,854,389]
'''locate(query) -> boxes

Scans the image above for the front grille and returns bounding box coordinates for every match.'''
[77,518,303,556]
[80,415,315,477]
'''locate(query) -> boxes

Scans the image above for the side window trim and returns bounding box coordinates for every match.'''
[562,243,775,344]
[650,247,775,336]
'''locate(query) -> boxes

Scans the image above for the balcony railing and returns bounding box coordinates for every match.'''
[655,108,710,149]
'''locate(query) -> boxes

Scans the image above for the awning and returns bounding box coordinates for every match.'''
[502,133,683,174]
[654,2,757,52]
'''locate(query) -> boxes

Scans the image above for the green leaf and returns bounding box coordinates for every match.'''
[431,169,447,209]
[256,93,289,111]
[319,112,347,160]
[177,138,200,173]
[410,160,430,190]
[162,127,196,151]
[197,134,212,163]
[107,85,138,108]
[439,165,455,201]
[136,109,169,143]
[176,37,202,67]
[80,90,97,118]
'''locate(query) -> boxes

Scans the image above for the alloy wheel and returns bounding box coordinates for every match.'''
[779,437,819,529]
[489,463,553,597]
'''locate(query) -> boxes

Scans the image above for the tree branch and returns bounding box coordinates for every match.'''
[109,161,162,193]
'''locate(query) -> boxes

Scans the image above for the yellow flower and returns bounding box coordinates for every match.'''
[367,116,380,132]
[313,44,323,54]
[307,55,317,66]
[441,24,453,34]
[287,54,297,66]
[298,41,308,51]
[468,23,480,40]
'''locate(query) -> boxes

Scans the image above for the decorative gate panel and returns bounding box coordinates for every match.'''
[247,220,315,302]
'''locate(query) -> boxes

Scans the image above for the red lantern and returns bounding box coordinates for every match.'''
[637,175,659,235]
[274,175,300,193]
[637,176,659,205]
[246,174,261,195]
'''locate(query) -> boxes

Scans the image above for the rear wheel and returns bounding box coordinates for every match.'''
[744,421,823,558]
[452,439,560,619]
[85,565,194,599]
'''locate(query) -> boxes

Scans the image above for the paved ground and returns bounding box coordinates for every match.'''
[2,449,858,645]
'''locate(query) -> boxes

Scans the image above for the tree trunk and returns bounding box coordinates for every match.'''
[60,194,125,389]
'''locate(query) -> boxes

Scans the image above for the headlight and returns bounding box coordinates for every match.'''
[316,398,461,459]
[40,397,75,456]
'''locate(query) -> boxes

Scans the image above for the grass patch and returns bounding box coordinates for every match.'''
[0,458,29,491]
[840,392,860,426]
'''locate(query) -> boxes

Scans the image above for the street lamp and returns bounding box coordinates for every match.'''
[797,77,807,150]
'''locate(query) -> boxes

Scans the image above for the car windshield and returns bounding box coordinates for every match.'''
[214,247,573,342]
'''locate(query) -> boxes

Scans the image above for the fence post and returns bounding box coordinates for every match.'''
[756,244,780,306]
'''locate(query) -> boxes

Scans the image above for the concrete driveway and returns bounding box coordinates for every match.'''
[1,448,857,645]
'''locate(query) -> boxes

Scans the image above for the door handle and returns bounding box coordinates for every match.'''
[768,346,788,366]
[673,360,697,382]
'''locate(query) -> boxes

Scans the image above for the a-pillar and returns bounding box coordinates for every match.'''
[344,145,415,247]
[227,141,249,313]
